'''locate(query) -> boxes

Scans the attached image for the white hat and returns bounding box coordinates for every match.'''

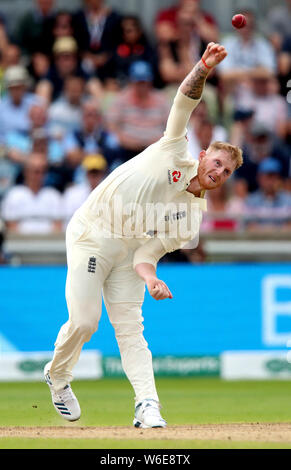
[4,65,29,88]
[53,36,78,55]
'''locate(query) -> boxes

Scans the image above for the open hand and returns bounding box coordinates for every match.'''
[201,42,227,69]
[146,276,173,301]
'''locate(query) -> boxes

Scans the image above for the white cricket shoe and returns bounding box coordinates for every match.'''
[44,362,81,422]
[133,399,167,428]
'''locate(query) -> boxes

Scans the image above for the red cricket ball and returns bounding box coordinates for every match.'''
[232,14,247,29]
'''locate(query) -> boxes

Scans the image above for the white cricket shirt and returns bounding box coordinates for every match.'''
[76,89,207,263]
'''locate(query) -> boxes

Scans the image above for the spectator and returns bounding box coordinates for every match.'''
[36,36,91,103]
[187,100,228,157]
[62,153,107,225]
[218,10,277,94]
[245,157,291,231]
[48,75,86,137]
[201,183,245,232]
[107,15,160,87]
[235,74,288,138]
[278,34,291,97]
[0,43,21,73]
[0,15,9,57]
[189,119,227,158]
[73,0,122,80]
[62,99,118,174]
[229,108,255,148]
[5,103,64,169]
[13,0,56,56]
[47,10,75,51]
[1,152,63,234]
[156,2,222,97]
[227,179,249,215]
[106,61,170,163]
[27,52,50,88]
[157,5,202,90]
[0,65,43,144]
[0,43,22,92]
[0,155,18,201]
[235,123,291,193]
[266,0,291,52]
[155,0,218,44]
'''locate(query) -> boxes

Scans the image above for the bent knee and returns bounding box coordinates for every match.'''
[72,319,98,340]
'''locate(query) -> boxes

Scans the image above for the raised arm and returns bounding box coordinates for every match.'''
[180,42,227,98]
[164,42,227,139]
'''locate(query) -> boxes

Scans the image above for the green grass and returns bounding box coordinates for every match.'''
[1,377,291,448]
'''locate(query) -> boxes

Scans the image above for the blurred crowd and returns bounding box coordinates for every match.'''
[0,0,290,263]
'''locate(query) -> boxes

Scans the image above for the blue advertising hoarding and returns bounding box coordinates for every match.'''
[1,264,291,355]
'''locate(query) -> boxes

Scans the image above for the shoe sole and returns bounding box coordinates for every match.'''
[133,418,166,429]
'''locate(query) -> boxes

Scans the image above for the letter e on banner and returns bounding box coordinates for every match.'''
[262,275,291,346]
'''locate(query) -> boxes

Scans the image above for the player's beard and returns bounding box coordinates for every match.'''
[197,165,220,190]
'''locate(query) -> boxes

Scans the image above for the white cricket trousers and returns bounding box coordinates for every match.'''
[49,212,159,404]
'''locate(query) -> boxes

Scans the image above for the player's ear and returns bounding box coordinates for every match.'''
[198,150,206,163]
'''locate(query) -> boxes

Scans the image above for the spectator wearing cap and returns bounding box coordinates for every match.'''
[36,36,90,103]
[245,157,291,231]
[62,153,107,226]
[106,60,170,164]
[1,152,63,234]
[0,65,43,144]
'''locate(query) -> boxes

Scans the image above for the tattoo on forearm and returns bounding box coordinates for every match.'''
[181,62,208,100]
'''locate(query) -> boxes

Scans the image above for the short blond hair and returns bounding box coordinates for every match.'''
[207,141,243,170]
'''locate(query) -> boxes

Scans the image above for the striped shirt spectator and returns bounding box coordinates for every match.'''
[106,61,170,163]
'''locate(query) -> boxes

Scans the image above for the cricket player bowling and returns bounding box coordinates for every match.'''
[44,42,243,428]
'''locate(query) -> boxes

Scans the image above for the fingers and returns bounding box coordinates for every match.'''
[204,42,227,65]
[209,43,226,54]
[151,282,173,300]
[206,43,226,54]
[206,42,215,51]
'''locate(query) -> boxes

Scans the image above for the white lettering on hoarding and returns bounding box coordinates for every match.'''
[262,275,291,346]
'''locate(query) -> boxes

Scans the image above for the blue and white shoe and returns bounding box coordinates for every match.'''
[133,399,167,428]
[44,362,81,422]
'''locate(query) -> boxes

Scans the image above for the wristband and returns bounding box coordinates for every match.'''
[201,57,212,69]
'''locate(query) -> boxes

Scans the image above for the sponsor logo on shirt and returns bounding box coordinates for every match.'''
[168,169,182,184]
[165,211,186,222]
